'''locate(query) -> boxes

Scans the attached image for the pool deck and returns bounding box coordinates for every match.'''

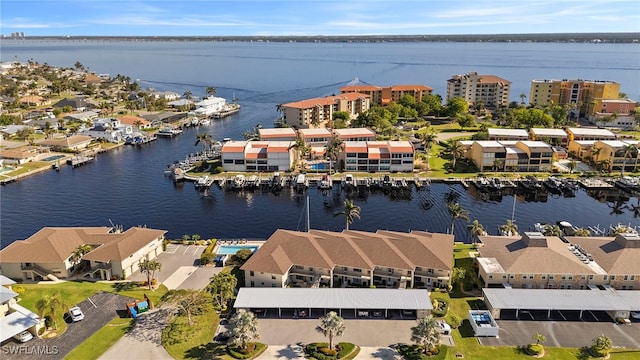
[214,240,264,254]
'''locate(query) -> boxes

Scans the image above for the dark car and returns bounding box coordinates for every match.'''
[214,332,230,343]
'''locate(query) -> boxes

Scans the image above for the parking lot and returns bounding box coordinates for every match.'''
[500,309,613,322]
[2,292,134,360]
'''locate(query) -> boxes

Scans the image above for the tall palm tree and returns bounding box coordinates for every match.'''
[205,86,216,98]
[138,258,162,290]
[36,293,67,330]
[620,144,638,176]
[183,90,192,100]
[228,309,260,351]
[467,220,486,245]
[499,219,518,236]
[411,315,442,355]
[69,244,92,278]
[533,332,546,345]
[419,131,437,170]
[542,224,562,237]
[519,93,527,105]
[316,311,345,350]
[446,202,469,236]
[442,139,464,171]
[195,132,212,153]
[591,147,602,164]
[334,199,361,230]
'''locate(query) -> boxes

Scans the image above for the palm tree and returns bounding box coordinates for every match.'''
[574,228,591,237]
[138,258,162,290]
[316,311,345,349]
[205,86,216,98]
[446,202,468,236]
[542,224,562,237]
[499,219,518,236]
[419,131,437,170]
[620,144,638,176]
[195,132,212,153]
[567,159,577,174]
[227,309,260,351]
[533,332,547,345]
[69,244,92,278]
[36,293,67,330]
[592,334,612,356]
[411,315,442,355]
[493,159,504,173]
[467,220,486,246]
[183,90,192,100]
[442,139,464,171]
[519,93,527,105]
[334,200,361,230]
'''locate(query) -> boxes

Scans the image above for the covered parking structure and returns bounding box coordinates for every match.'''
[234,288,432,320]
[483,288,640,321]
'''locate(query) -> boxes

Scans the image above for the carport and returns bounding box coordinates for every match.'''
[234,288,432,319]
[483,288,640,321]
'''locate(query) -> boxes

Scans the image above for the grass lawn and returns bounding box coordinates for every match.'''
[64,316,133,360]
[163,311,219,359]
[3,161,50,177]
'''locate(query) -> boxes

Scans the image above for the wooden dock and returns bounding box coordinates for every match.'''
[68,156,94,168]
[578,178,614,189]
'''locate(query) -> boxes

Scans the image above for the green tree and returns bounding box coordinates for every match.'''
[519,93,527,104]
[36,293,67,330]
[421,94,443,116]
[533,332,546,345]
[446,202,469,235]
[205,86,216,97]
[208,271,238,309]
[195,132,212,153]
[542,224,562,237]
[316,311,345,350]
[228,309,261,351]
[69,244,92,278]
[451,267,466,285]
[332,111,350,122]
[138,258,162,290]
[591,334,612,357]
[442,139,464,171]
[183,90,192,100]
[444,97,469,117]
[161,289,212,326]
[233,248,253,264]
[567,159,577,174]
[499,219,518,236]
[456,114,476,130]
[621,144,638,176]
[411,315,442,355]
[467,219,486,245]
[419,131,438,170]
[335,199,361,230]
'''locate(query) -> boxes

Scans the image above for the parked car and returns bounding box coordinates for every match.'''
[631,311,640,320]
[13,331,34,343]
[213,332,229,343]
[437,320,451,335]
[69,306,85,322]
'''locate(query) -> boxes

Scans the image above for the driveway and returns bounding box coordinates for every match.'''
[128,244,222,290]
[479,319,640,349]
[2,292,134,360]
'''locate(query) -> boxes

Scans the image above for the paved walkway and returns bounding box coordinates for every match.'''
[257,345,401,359]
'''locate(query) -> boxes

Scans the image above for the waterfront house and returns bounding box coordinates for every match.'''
[258,128,297,142]
[468,141,507,171]
[0,275,43,343]
[81,117,132,143]
[339,84,433,106]
[487,128,529,141]
[148,91,180,101]
[194,96,226,116]
[141,112,185,127]
[466,140,553,172]
[39,135,93,152]
[476,232,640,290]
[529,128,568,147]
[221,141,294,172]
[0,226,167,282]
[298,128,332,146]
[0,146,41,165]
[446,72,511,108]
[241,229,453,289]
[65,110,99,123]
[338,140,414,173]
[331,128,377,142]
[280,93,371,129]
[514,141,554,172]
[118,115,152,130]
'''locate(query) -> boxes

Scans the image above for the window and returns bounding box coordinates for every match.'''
[272,284,276,287]
[488,275,493,279]
[271,275,276,280]
[549,275,554,280]
[610,275,615,280]
[250,281,255,287]
[250,271,254,277]
[589,275,594,280]
[623,275,628,281]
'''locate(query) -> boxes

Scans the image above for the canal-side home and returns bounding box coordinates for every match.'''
[0,226,167,281]
[221,141,295,172]
[241,229,453,290]
[338,140,414,173]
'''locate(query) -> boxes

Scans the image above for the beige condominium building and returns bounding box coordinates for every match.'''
[221,141,295,172]
[281,93,371,129]
[241,229,454,290]
[446,72,511,108]
[340,84,433,106]
[0,227,166,281]
[467,140,553,172]
[339,140,415,173]
[476,232,640,290]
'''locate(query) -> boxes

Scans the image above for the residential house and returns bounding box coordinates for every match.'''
[0,227,167,282]
[39,135,93,152]
[141,112,185,127]
[19,95,48,107]
[339,140,414,173]
[0,275,43,343]
[0,146,42,164]
[566,127,616,143]
[340,84,433,106]
[221,141,294,172]
[468,141,507,171]
[281,93,371,129]
[118,115,152,130]
[65,111,99,123]
[53,97,90,111]
[446,72,511,107]
[258,128,297,142]
[81,118,132,143]
[241,229,453,289]
[514,141,554,172]
[477,232,640,290]
[466,140,553,172]
[298,128,333,160]
[149,91,180,101]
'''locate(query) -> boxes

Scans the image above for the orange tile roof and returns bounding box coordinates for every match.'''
[284,93,369,109]
[390,84,433,91]
[117,115,151,126]
[368,148,381,159]
[340,85,381,92]
[221,141,248,153]
[478,75,511,84]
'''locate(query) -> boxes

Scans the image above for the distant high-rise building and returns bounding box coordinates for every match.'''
[446,72,511,108]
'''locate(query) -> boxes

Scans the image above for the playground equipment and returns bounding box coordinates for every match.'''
[127,294,152,318]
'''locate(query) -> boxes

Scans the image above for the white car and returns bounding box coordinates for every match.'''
[13,330,34,343]
[438,320,451,335]
[69,306,85,322]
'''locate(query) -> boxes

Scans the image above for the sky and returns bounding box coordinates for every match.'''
[1,0,639,37]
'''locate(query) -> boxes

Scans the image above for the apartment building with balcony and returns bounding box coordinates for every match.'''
[0,227,166,281]
[221,141,294,172]
[592,140,640,173]
[466,140,553,172]
[240,229,453,290]
[514,141,554,172]
[477,232,640,290]
[281,93,370,129]
[590,98,638,129]
[331,128,377,142]
[339,140,414,173]
[487,128,529,141]
[529,128,568,147]
[298,128,333,146]
[529,79,621,116]
[340,84,433,106]
[258,128,297,142]
[566,127,616,142]
[446,72,511,108]
[468,141,507,171]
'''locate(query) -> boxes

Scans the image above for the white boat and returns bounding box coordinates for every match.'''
[319,175,331,190]
[157,127,182,137]
[296,174,307,191]
[196,175,210,187]
[231,174,245,190]
[343,174,354,188]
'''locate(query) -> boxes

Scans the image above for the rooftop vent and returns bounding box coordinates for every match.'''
[614,233,640,248]
[522,232,547,247]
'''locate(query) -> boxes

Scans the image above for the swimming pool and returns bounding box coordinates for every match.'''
[310,162,328,170]
[43,154,65,162]
[217,245,259,255]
